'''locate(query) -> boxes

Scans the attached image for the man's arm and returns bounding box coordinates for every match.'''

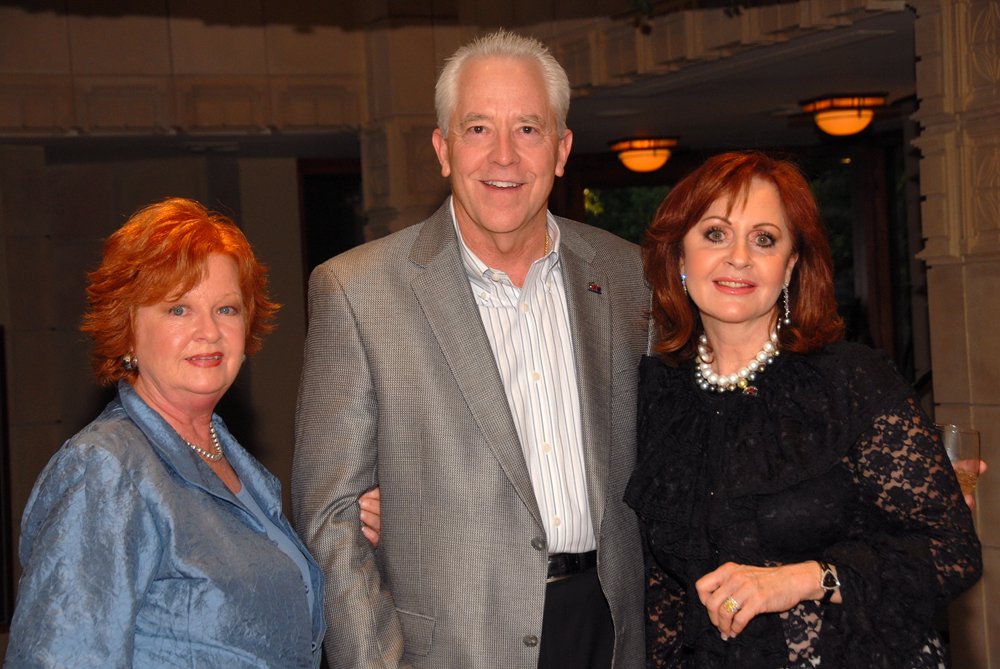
[292,263,408,669]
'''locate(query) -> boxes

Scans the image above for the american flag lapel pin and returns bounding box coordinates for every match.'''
[587,282,602,294]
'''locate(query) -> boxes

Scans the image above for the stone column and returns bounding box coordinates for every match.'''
[912,0,1000,665]
[237,157,306,515]
[359,26,462,239]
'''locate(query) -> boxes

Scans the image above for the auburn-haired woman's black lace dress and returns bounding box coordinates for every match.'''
[624,341,982,669]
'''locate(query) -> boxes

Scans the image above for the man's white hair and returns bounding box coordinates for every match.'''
[435,29,571,138]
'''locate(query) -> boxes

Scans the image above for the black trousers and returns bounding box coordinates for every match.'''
[538,566,615,669]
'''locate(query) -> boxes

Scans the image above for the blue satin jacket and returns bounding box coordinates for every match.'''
[5,381,326,668]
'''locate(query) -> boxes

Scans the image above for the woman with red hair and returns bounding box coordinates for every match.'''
[5,198,378,668]
[624,152,981,668]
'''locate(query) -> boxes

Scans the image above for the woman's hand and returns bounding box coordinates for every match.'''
[963,461,987,511]
[695,561,839,639]
[359,487,381,548]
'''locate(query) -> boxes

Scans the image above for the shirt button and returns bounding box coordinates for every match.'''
[541,442,552,453]
[524,635,539,647]
[552,516,562,527]
[480,290,489,299]
[520,302,529,313]
[491,273,502,282]
[546,280,552,290]
[531,371,541,382]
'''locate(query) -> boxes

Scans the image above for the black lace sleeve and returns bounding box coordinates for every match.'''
[820,398,982,667]
[642,524,690,669]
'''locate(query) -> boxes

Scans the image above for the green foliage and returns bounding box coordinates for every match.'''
[583,185,672,245]
[807,163,854,305]
[584,188,604,217]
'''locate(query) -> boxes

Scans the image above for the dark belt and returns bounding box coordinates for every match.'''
[546,550,597,583]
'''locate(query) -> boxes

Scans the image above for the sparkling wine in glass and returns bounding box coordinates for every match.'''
[936,424,981,497]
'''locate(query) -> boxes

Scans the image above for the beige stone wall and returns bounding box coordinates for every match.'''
[913,0,1000,665]
[0,3,366,135]
[360,26,456,238]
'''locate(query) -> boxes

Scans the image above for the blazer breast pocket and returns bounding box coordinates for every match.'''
[396,608,435,657]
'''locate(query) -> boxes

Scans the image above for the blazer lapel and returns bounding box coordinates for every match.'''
[557,223,612,538]
[408,202,543,530]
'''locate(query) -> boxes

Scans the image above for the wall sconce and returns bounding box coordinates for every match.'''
[800,95,887,136]
[610,138,678,172]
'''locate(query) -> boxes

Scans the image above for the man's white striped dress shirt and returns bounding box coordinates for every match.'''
[452,207,596,555]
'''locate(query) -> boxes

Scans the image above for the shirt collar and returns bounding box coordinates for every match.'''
[449,196,561,287]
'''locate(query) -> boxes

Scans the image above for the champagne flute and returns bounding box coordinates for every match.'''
[936,424,981,496]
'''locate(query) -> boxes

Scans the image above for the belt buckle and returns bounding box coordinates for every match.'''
[546,552,586,584]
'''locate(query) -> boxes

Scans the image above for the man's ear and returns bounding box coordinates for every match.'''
[432,129,452,178]
[554,129,573,178]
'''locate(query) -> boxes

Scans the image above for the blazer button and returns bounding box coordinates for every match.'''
[523,635,539,647]
[531,537,546,551]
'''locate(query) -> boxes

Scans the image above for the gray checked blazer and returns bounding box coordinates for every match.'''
[292,199,651,669]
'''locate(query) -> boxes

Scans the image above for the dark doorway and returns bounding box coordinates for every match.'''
[298,159,366,282]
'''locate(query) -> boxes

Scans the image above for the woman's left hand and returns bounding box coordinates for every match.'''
[359,487,381,548]
[695,561,835,639]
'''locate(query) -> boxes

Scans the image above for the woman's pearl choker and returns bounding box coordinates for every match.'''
[695,330,779,393]
[185,423,223,461]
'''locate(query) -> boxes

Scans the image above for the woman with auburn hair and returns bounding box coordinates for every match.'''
[625,152,981,668]
[5,198,379,668]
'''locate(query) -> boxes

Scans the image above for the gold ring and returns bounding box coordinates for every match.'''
[722,597,742,614]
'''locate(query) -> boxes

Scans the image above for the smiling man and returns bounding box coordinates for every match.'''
[292,31,650,669]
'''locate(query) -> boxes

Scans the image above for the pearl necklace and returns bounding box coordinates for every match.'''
[185,423,223,461]
[695,330,779,394]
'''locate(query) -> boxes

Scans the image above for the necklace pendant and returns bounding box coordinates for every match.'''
[742,385,758,396]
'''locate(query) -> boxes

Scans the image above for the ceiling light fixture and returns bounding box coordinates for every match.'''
[610,138,678,173]
[800,95,887,136]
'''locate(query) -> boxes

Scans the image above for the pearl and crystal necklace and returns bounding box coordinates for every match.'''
[185,423,223,461]
[695,329,780,394]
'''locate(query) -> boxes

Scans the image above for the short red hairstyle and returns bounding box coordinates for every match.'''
[644,151,843,362]
[81,198,279,386]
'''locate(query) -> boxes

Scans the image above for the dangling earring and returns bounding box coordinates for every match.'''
[782,283,791,326]
[681,273,688,297]
[123,353,136,370]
